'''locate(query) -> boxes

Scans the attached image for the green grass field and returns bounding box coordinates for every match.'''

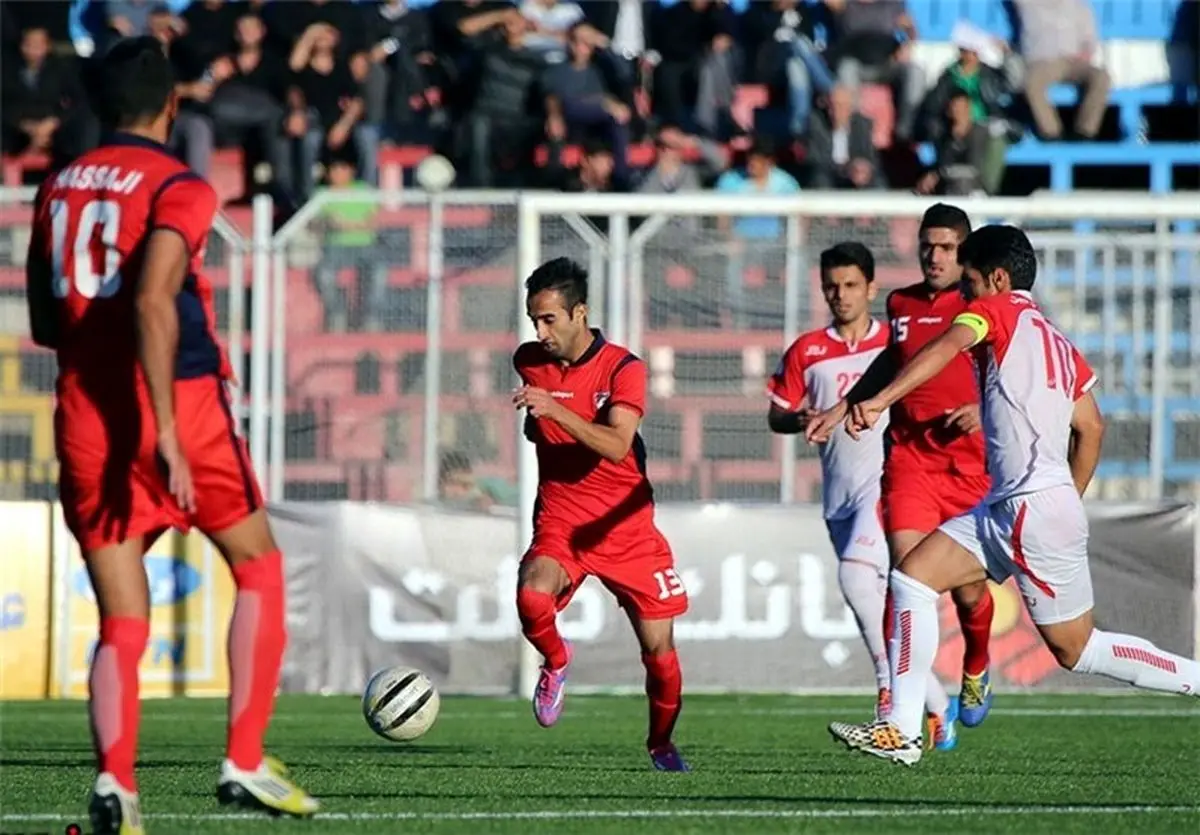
[1,693,1198,834]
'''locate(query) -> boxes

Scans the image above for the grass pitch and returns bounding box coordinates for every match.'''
[1,693,1198,834]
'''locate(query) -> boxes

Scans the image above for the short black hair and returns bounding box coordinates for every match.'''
[89,36,175,129]
[820,241,875,282]
[525,257,588,311]
[439,450,472,479]
[919,202,972,240]
[581,134,612,158]
[748,135,776,160]
[958,224,1038,291]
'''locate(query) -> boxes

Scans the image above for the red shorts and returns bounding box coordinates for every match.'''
[524,520,688,620]
[880,463,990,535]
[57,375,263,551]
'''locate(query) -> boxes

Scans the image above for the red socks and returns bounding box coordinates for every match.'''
[227,550,287,771]
[516,587,569,669]
[643,650,682,750]
[958,586,994,677]
[90,616,149,793]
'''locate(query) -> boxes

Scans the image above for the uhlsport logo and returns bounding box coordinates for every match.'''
[934,578,1060,686]
[72,556,203,607]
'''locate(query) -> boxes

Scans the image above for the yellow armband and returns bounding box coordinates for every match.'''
[953,312,989,347]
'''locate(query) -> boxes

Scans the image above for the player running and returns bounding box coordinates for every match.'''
[24,39,317,834]
[513,257,690,772]
[828,225,1200,764]
[807,205,996,737]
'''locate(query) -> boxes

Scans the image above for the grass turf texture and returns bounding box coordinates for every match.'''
[1,694,1198,834]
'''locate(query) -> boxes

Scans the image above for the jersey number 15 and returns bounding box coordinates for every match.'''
[50,198,122,299]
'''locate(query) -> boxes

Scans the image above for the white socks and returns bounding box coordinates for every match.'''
[1073,629,1200,696]
[837,560,890,690]
[887,570,942,740]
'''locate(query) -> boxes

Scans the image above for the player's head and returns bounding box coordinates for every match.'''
[91,36,178,139]
[918,203,972,291]
[525,257,590,360]
[957,224,1038,299]
[819,242,877,326]
[438,450,475,500]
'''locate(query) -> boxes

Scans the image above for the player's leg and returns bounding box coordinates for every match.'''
[828,511,890,716]
[831,511,989,765]
[517,547,578,727]
[83,537,152,835]
[624,611,689,771]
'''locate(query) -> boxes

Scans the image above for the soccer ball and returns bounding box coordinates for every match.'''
[361,666,441,742]
[415,154,456,192]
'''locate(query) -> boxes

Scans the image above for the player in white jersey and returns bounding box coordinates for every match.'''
[827,225,1200,765]
[767,243,898,710]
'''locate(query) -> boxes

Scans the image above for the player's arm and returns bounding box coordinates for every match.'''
[768,404,814,434]
[551,403,640,464]
[24,206,58,349]
[136,229,190,437]
[766,343,812,434]
[843,345,899,406]
[1068,391,1105,497]
[869,322,977,411]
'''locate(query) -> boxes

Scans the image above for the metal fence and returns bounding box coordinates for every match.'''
[2,189,1198,511]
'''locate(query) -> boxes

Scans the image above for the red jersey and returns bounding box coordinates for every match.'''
[514,331,654,533]
[885,282,986,475]
[29,132,227,392]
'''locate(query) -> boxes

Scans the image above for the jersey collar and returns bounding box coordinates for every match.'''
[825,319,881,347]
[568,329,606,366]
[104,131,172,153]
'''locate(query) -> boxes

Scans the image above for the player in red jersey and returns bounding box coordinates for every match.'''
[807,204,996,738]
[24,39,317,834]
[512,257,690,772]
[829,225,1200,764]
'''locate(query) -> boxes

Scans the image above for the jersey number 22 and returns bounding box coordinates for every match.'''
[50,198,122,299]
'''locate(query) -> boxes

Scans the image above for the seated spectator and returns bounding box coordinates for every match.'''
[520,0,585,55]
[637,124,724,195]
[1013,0,1111,140]
[209,12,290,199]
[648,0,740,139]
[551,135,629,195]
[825,0,924,142]
[285,23,378,198]
[462,10,548,187]
[438,450,517,509]
[916,89,989,196]
[807,84,881,189]
[360,0,438,140]
[744,0,835,138]
[544,23,631,187]
[312,158,387,332]
[1,26,97,168]
[428,0,520,120]
[714,136,801,329]
[919,21,1018,192]
[149,5,224,176]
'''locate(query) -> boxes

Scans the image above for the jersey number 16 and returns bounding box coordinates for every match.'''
[50,198,123,300]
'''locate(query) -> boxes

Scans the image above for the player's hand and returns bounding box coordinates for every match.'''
[805,402,848,445]
[845,399,885,440]
[512,386,561,421]
[944,404,982,435]
[157,433,196,514]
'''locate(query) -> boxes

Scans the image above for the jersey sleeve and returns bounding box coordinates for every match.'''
[954,295,1008,348]
[609,355,647,417]
[151,173,218,256]
[766,340,807,411]
[1071,343,1099,400]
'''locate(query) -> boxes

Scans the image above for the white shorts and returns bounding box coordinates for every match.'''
[826,494,889,577]
[939,483,1093,625]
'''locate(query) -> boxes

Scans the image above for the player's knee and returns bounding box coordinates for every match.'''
[518,557,568,598]
[1043,628,1092,671]
[516,584,558,622]
[98,616,150,657]
[230,548,284,592]
[951,580,987,609]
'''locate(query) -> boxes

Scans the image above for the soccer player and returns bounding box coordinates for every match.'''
[807,205,996,737]
[24,39,317,834]
[512,257,690,772]
[828,225,1200,764]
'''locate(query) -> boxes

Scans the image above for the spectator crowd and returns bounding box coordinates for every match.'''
[1,0,1197,204]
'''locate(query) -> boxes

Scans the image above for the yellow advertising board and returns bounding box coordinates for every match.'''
[0,502,53,699]
[51,505,234,699]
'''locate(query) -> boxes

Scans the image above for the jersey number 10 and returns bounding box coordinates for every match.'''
[50,198,122,299]
[1031,316,1077,395]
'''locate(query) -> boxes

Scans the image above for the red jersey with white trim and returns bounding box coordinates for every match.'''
[954,290,1098,502]
[768,320,890,519]
[886,282,987,475]
[29,132,228,394]
[514,331,654,532]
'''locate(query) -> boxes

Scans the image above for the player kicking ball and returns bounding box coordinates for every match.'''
[25,39,317,833]
[808,205,997,745]
[512,257,690,772]
[827,225,1200,765]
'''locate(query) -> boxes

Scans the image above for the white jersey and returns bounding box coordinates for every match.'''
[954,290,1098,503]
[769,320,890,519]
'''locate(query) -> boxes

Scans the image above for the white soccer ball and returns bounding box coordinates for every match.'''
[362,666,441,742]
[415,154,456,192]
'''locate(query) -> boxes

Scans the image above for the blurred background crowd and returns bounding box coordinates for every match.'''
[2,0,1197,207]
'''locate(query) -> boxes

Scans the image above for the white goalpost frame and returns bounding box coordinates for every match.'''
[513,191,1200,696]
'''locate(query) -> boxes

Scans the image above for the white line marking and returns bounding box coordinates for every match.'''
[3,805,1199,824]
